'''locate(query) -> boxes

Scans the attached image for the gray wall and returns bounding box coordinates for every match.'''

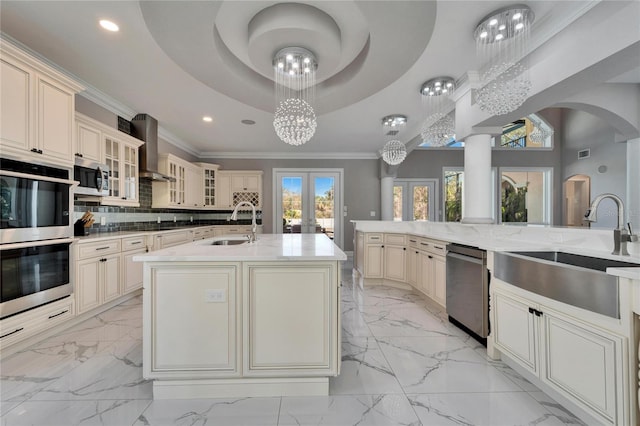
[562,108,627,229]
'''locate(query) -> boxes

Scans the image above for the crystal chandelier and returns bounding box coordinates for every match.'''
[474,5,534,116]
[528,115,554,144]
[381,115,407,165]
[420,77,456,146]
[382,140,407,165]
[272,47,318,146]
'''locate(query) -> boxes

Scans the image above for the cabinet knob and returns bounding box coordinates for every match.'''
[75,153,83,157]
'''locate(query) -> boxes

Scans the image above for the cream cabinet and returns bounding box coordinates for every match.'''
[0,40,83,166]
[102,131,143,206]
[75,239,122,314]
[146,263,241,378]
[194,162,220,208]
[121,235,147,294]
[492,284,626,425]
[149,229,193,250]
[153,154,205,209]
[364,233,384,279]
[217,171,263,209]
[75,119,102,161]
[0,297,74,348]
[383,234,407,282]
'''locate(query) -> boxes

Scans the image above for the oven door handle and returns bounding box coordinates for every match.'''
[0,169,78,186]
[0,238,75,251]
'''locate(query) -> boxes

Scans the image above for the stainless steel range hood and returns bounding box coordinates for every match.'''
[130,113,176,182]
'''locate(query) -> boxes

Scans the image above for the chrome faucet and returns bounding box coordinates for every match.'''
[584,193,631,256]
[231,201,258,243]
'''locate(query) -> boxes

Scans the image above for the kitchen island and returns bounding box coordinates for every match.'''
[134,233,346,399]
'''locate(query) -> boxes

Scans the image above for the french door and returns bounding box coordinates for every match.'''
[274,169,343,248]
[393,179,438,221]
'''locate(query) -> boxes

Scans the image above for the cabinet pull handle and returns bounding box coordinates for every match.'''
[75,153,83,157]
[381,245,384,248]
[48,310,69,319]
[428,255,433,259]
[31,148,39,153]
[534,309,543,317]
[130,241,142,245]
[416,251,419,254]
[100,258,107,262]
[403,247,406,251]
[420,242,429,246]
[434,245,444,250]
[1,328,24,339]
[409,239,417,243]
[95,247,110,251]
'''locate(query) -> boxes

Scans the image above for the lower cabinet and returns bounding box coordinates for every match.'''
[493,285,626,425]
[76,253,121,314]
[364,244,383,278]
[0,297,74,348]
[383,244,406,282]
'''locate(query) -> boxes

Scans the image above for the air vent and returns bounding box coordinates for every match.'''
[578,149,590,159]
[117,116,131,135]
[386,130,399,136]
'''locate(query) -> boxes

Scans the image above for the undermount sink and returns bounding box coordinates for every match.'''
[494,251,638,319]
[211,239,249,246]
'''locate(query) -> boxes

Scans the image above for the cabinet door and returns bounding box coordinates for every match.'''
[76,122,101,161]
[37,74,74,162]
[542,311,622,424]
[355,232,365,275]
[383,245,406,282]
[244,263,337,376]
[418,251,433,297]
[364,244,383,279]
[102,255,121,303]
[202,167,216,207]
[0,58,31,151]
[244,175,260,191]
[231,175,245,191]
[407,249,418,287]
[104,136,121,199]
[122,143,138,202]
[123,248,145,293]
[185,166,203,208]
[493,291,538,374]
[216,174,232,208]
[76,258,101,314]
[148,264,239,375]
[432,255,446,307]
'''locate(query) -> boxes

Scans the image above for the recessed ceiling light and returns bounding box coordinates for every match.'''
[202,116,213,123]
[99,19,119,32]
[241,119,255,125]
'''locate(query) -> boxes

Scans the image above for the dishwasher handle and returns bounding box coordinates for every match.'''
[446,251,485,265]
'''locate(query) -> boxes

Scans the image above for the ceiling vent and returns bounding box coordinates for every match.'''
[386,130,400,136]
[578,149,590,159]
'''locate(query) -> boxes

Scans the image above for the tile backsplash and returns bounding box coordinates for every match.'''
[74,180,261,233]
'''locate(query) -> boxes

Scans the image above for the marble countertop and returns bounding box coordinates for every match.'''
[352,221,640,278]
[133,234,347,262]
[74,224,252,243]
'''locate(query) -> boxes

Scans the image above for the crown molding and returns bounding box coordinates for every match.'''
[198,151,379,160]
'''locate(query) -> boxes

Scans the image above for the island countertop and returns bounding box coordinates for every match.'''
[133,233,347,262]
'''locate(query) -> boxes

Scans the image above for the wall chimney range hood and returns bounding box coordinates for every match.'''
[130,114,176,182]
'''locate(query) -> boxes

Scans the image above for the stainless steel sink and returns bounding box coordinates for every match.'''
[211,239,248,246]
[494,251,638,319]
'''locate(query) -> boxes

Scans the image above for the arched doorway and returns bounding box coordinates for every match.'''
[564,174,590,227]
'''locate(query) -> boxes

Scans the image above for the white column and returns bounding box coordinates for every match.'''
[381,176,394,221]
[627,138,640,230]
[462,134,494,223]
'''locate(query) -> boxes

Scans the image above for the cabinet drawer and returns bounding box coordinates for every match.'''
[1,297,74,347]
[427,240,447,256]
[122,236,146,252]
[408,236,419,249]
[384,233,406,245]
[77,239,121,260]
[366,233,383,243]
[158,230,191,248]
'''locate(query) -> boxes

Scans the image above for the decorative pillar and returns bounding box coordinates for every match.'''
[381,176,395,221]
[627,138,640,230]
[462,134,494,223]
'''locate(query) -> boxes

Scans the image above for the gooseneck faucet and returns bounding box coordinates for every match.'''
[231,201,257,243]
[584,193,630,256]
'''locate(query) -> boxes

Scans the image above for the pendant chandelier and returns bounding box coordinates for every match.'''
[420,77,456,146]
[528,115,554,144]
[381,115,407,165]
[474,5,534,116]
[272,47,318,146]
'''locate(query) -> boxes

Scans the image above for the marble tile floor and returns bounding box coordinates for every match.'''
[1,265,586,426]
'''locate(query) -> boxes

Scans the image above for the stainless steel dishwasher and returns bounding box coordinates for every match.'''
[446,243,489,343]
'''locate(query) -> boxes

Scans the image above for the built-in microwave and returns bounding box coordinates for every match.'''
[74,157,109,197]
[0,158,75,244]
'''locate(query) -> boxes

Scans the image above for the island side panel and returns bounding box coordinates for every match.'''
[242,261,340,377]
[143,262,242,379]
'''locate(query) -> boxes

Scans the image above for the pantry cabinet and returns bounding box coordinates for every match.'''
[0,40,83,166]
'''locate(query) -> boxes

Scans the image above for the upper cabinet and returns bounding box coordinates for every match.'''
[218,170,263,209]
[152,154,204,209]
[0,40,84,166]
[75,113,144,207]
[194,162,219,208]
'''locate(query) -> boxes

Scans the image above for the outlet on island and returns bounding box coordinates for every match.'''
[157,216,161,224]
[173,216,176,223]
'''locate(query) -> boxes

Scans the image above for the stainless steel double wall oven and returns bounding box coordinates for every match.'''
[0,157,75,319]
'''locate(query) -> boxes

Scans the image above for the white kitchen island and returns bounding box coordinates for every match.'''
[134,233,347,399]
